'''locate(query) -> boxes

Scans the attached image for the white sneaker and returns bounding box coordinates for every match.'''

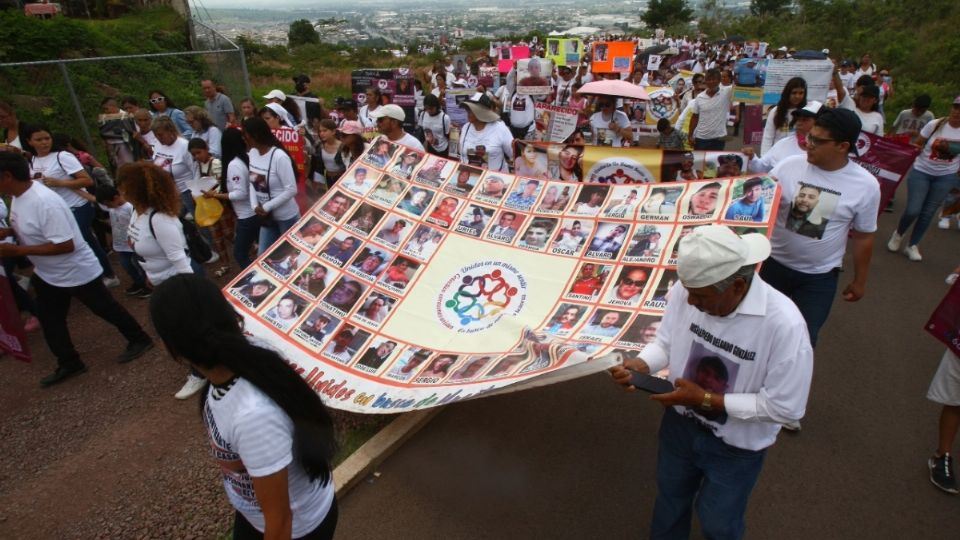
[174,374,207,399]
[102,276,121,288]
[206,252,220,264]
[905,245,923,262]
[886,230,903,252]
[939,217,951,230]
[946,273,958,285]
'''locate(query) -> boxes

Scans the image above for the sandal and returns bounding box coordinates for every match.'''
[214,265,231,278]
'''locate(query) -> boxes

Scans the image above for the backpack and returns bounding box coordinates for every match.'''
[148,210,212,265]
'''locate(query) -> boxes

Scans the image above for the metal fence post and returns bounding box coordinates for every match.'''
[238,48,253,99]
[58,61,95,154]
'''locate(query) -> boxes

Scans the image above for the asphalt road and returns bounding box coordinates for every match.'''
[339,208,960,539]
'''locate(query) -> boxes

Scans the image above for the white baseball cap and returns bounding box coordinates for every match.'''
[369,104,406,122]
[677,225,770,288]
[263,89,286,101]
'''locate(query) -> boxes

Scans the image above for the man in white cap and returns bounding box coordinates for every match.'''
[610,225,813,540]
[369,104,425,152]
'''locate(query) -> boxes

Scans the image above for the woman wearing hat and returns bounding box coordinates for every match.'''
[337,121,368,169]
[458,94,514,172]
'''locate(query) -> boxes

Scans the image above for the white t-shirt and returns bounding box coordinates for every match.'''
[691,86,733,139]
[127,209,193,285]
[589,110,631,147]
[30,151,87,208]
[358,105,379,129]
[459,121,515,172]
[248,147,300,222]
[10,182,102,287]
[226,158,256,220]
[760,105,796,156]
[203,378,335,537]
[197,126,223,158]
[152,137,195,193]
[553,77,576,107]
[640,278,813,451]
[390,132,425,152]
[509,93,536,128]
[914,119,960,176]
[141,130,159,152]
[419,111,450,152]
[769,155,880,274]
[839,94,883,135]
[747,134,804,173]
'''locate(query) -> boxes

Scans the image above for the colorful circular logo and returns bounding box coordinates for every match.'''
[645,87,678,121]
[586,157,656,184]
[437,262,527,333]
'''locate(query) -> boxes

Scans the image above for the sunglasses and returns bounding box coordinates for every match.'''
[805,134,839,147]
[620,277,645,287]
[149,97,165,104]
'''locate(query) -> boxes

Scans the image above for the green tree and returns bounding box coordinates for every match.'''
[641,0,694,29]
[750,0,792,17]
[288,19,319,48]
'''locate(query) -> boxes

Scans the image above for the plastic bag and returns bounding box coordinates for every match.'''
[194,196,223,227]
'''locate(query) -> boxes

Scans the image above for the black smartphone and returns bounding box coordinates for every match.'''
[628,370,675,394]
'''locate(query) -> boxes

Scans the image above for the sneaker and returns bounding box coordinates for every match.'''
[206,252,220,265]
[175,374,207,399]
[214,265,231,278]
[40,363,87,387]
[117,339,154,364]
[23,316,40,333]
[102,276,121,288]
[125,285,144,296]
[928,454,959,494]
[905,245,923,262]
[783,420,802,432]
[134,288,153,299]
[938,217,951,230]
[948,274,959,286]
[886,230,903,252]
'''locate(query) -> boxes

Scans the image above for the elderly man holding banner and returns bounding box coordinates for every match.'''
[610,225,813,540]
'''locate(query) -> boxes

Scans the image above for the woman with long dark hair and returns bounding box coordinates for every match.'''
[203,128,259,269]
[242,117,301,254]
[147,89,192,138]
[150,274,338,539]
[761,77,806,155]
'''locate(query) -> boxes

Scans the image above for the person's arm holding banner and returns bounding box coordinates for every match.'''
[609,286,677,388]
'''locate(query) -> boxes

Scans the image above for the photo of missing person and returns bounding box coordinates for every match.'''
[349,247,390,278]
[537,182,574,213]
[603,185,645,217]
[386,347,433,381]
[426,195,463,229]
[322,276,366,313]
[355,338,399,371]
[229,269,277,309]
[580,309,630,338]
[784,183,839,240]
[518,217,559,251]
[389,149,425,180]
[486,211,526,243]
[552,218,592,253]
[567,262,611,298]
[415,155,457,187]
[619,315,661,347]
[670,225,705,260]
[262,292,308,332]
[397,186,436,217]
[345,202,387,235]
[587,222,630,257]
[703,152,747,179]
[661,150,705,182]
[262,241,306,280]
[291,262,332,299]
[379,256,420,290]
[625,225,670,260]
[486,354,529,377]
[362,137,399,169]
[516,58,553,94]
[291,218,330,250]
[340,166,379,196]
[570,185,611,216]
[514,142,550,177]
[322,323,371,364]
[723,177,772,223]
[374,215,412,247]
[449,355,494,381]
[354,291,396,324]
[445,164,483,196]
[402,225,444,260]
[544,303,587,335]
[370,174,409,207]
[680,342,741,425]
[417,354,459,380]
[476,173,511,202]
[457,205,494,237]
[651,269,679,303]
[504,178,543,211]
[319,191,357,222]
[320,232,361,267]
[682,181,723,219]
[604,265,653,305]
[295,308,340,344]
[639,186,684,216]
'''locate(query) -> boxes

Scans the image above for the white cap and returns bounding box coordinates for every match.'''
[821,48,830,55]
[791,100,823,118]
[677,225,770,288]
[263,89,286,101]
[777,46,788,52]
[369,104,406,122]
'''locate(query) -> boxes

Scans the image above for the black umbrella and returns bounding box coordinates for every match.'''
[791,50,828,60]
[640,44,669,55]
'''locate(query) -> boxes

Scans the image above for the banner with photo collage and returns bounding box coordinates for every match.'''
[223,138,782,413]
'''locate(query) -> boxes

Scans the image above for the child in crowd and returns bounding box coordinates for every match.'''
[188,138,232,277]
[76,185,150,297]
[656,118,686,150]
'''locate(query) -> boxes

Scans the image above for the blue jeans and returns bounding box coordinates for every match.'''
[651,408,766,540]
[896,167,959,246]
[72,202,115,278]
[759,257,838,347]
[258,215,300,254]
[694,137,725,151]
[118,252,147,290]
[234,216,261,269]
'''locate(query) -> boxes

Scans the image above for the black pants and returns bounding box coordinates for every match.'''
[233,498,338,540]
[31,273,149,369]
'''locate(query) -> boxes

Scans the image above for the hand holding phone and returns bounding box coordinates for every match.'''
[628,370,675,394]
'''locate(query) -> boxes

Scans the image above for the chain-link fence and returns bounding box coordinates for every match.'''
[0,19,250,164]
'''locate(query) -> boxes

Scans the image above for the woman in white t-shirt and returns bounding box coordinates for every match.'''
[150,274,338,539]
[419,94,451,157]
[889,108,960,260]
[150,116,196,216]
[358,87,383,129]
[118,161,201,398]
[25,125,119,285]
[184,106,223,158]
[243,117,301,254]
[761,77,806,155]
[202,127,259,270]
[589,97,632,147]
[458,94,514,172]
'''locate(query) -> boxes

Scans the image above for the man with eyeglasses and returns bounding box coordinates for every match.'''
[369,104,425,152]
[761,107,880,350]
[589,97,632,147]
[687,68,733,150]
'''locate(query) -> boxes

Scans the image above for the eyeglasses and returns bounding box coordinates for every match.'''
[620,277,646,287]
[149,97,165,104]
[805,134,838,147]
